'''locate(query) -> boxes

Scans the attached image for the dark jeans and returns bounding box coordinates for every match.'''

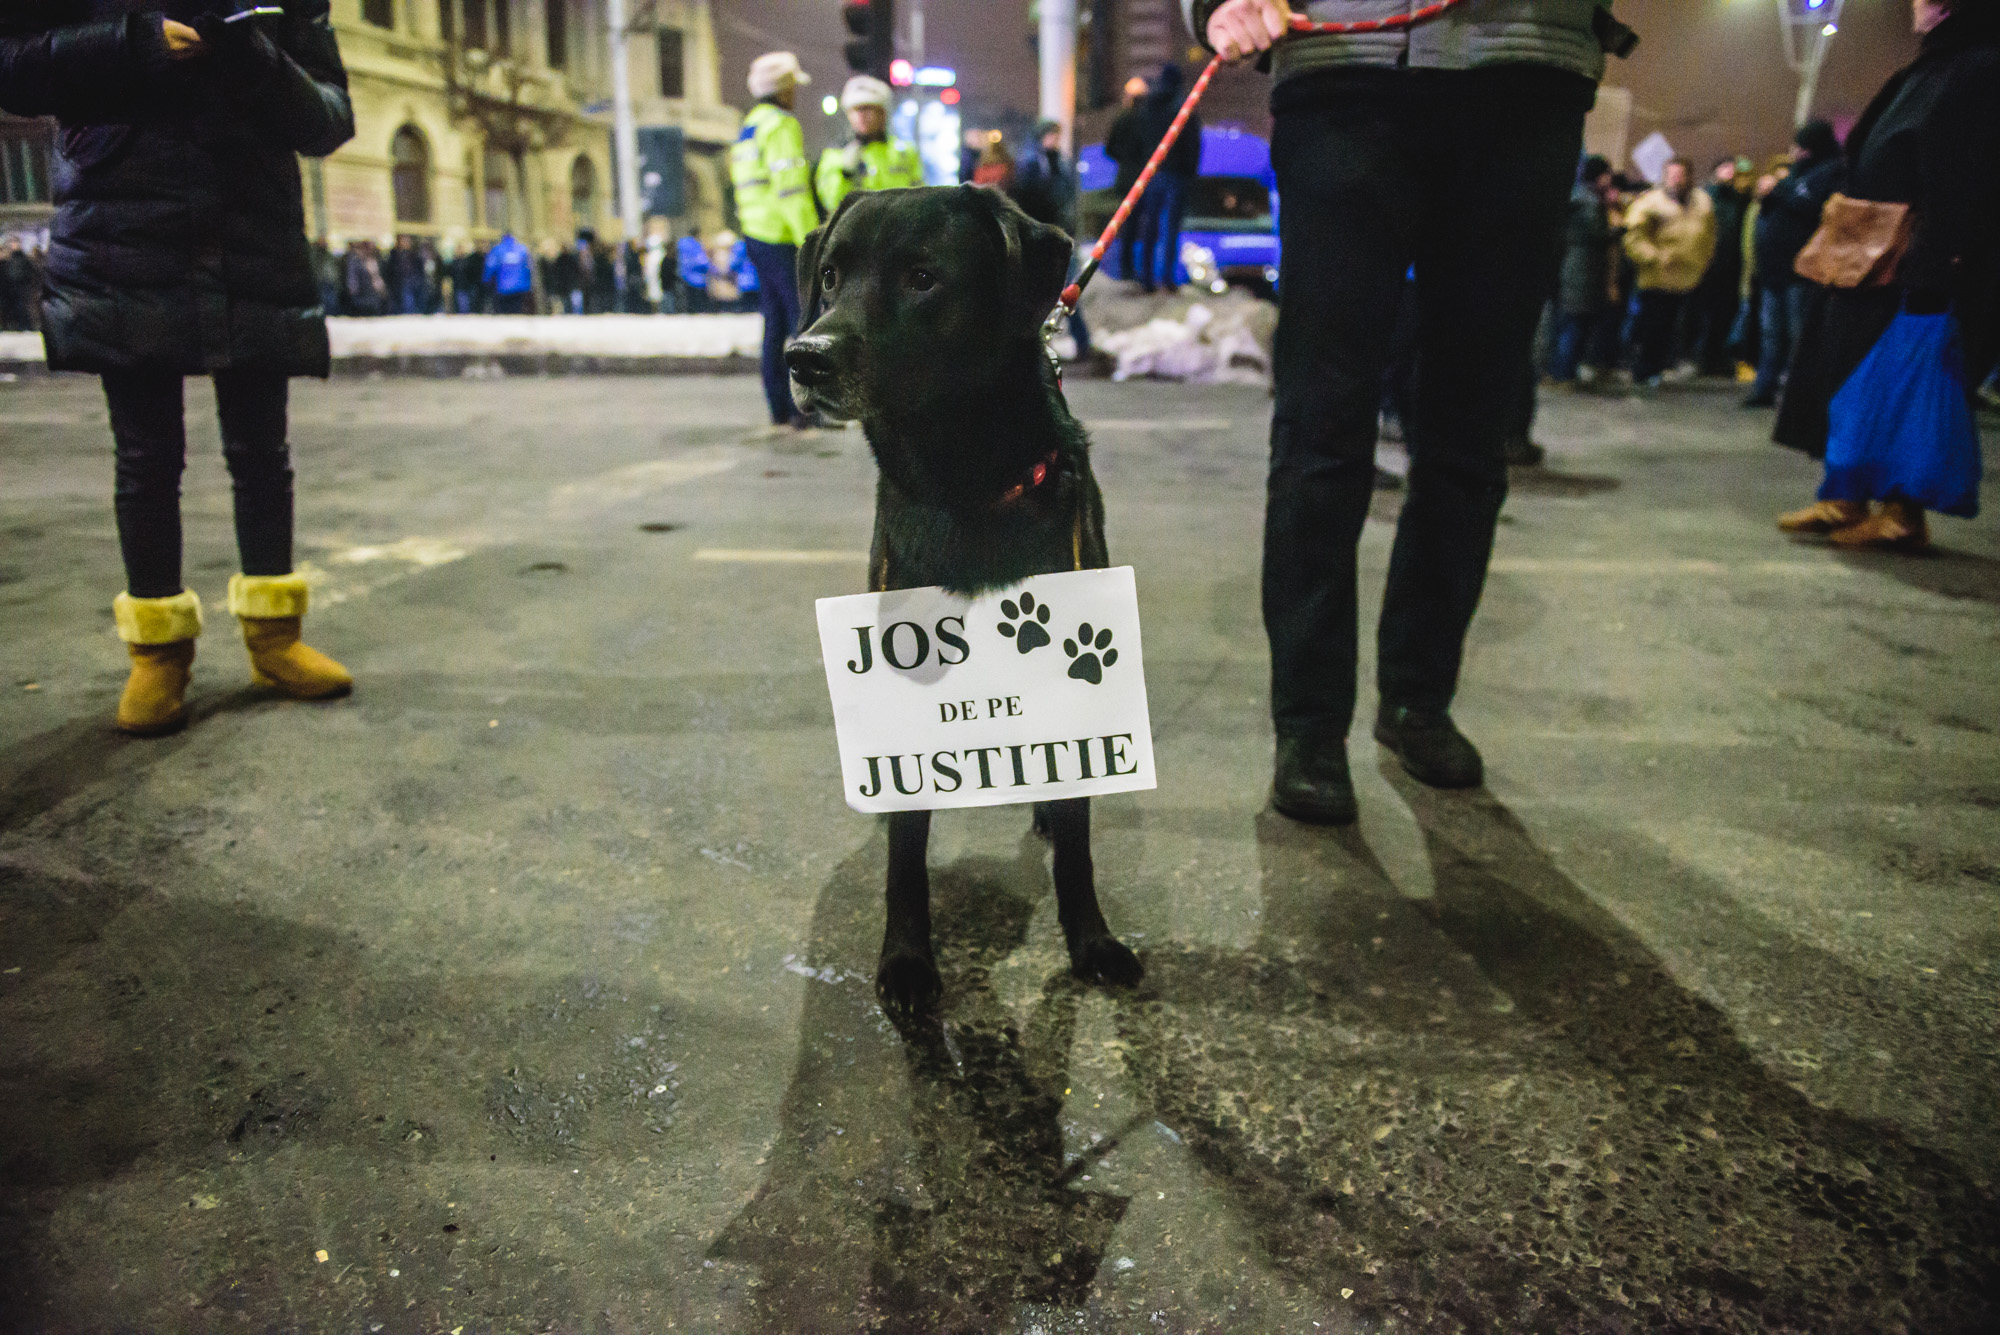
[1265,72,1584,741]
[1134,173,1189,290]
[103,368,293,600]
[1751,279,1813,400]
[744,237,802,424]
[1630,289,1688,381]
[1551,307,1608,381]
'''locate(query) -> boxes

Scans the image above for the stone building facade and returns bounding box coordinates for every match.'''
[320,0,736,246]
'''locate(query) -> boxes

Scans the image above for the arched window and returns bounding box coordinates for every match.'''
[570,155,598,231]
[482,147,512,233]
[390,126,432,224]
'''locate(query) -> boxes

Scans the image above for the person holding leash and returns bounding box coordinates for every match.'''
[815,75,924,214]
[0,1,357,737]
[1190,0,1635,823]
[730,51,819,431]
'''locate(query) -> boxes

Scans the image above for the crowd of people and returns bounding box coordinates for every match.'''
[1546,124,1844,398]
[1540,0,1998,555]
[308,227,765,320]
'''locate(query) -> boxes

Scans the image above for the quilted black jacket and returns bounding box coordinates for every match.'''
[0,1,353,375]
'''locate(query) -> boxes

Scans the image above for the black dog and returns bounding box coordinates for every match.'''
[785,185,1145,1013]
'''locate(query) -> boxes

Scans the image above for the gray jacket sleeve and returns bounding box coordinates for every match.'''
[1184,0,1614,85]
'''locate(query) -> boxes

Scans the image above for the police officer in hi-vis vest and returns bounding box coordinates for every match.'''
[815,75,925,214]
[729,51,819,430]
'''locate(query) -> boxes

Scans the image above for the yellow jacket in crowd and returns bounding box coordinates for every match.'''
[730,101,818,247]
[1621,185,1718,294]
[815,136,926,214]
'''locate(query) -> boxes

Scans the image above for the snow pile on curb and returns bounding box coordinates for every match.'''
[0,316,766,365]
[328,314,763,359]
[1096,300,1271,385]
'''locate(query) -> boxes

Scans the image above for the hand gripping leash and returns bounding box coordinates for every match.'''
[1043,0,1475,349]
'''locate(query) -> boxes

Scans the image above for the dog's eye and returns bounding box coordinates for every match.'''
[820,265,837,292]
[908,269,936,293]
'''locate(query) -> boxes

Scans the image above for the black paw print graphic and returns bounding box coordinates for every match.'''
[1063,623,1119,684]
[997,591,1053,653]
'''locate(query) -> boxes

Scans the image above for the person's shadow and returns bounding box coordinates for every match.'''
[1115,777,2000,1331]
[714,826,1127,1334]
[722,784,1998,1332]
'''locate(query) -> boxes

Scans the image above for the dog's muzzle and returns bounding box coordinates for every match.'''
[785,333,852,419]
[784,335,839,392]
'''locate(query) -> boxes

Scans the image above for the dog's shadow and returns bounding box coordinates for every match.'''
[713,828,1126,1333]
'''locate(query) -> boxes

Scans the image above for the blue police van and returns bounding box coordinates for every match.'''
[1077,125,1278,296]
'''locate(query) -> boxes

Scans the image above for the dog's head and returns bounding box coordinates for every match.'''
[785,185,1072,463]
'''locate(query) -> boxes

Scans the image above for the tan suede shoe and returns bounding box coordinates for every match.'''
[229,573,354,700]
[1828,500,1930,552]
[1776,499,1868,534]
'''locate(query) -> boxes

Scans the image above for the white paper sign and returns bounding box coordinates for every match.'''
[816,567,1157,813]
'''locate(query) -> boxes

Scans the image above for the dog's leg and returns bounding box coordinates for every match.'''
[1043,797,1144,987]
[877,809,943,1013]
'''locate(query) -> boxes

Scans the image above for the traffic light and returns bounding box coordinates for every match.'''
[843,0,894,81]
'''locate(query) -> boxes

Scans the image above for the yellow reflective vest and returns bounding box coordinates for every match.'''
[815,136,926,213]
[729,102,817,246]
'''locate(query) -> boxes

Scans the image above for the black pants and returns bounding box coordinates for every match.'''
[744,237,803,425]
[1630,289,1688,381]
[1265,71,1584,742]
[103,369,293,600]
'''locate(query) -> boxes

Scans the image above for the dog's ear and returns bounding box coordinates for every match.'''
[797,191,865,332]
[962,184,1074,336]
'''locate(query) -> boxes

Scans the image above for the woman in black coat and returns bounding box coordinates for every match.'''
[0,1,357,734]
[1774,0,2000,550]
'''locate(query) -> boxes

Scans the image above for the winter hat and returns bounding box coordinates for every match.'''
[841,75,892,111]
[1794,118,1839,160]
[748,52,810,98]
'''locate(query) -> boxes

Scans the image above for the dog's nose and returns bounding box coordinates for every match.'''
[785,338,838,389]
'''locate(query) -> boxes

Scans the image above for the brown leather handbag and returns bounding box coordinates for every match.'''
[1793,193,1914,288]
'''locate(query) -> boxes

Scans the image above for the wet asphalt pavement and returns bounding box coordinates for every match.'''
[1,373,1997,1333]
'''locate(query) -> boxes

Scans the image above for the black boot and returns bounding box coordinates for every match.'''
[1374,706,1483,789]
[1272,736,1357,826]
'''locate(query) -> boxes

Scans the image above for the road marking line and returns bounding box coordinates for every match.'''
[1086,419,1232,431]
[551,456,738,513]
[1488,558,1853,577]
[335,537,468,567]
[693,548,866,564]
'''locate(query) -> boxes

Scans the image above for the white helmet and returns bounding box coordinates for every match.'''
[840,75,892,112]
[747,51,811,98]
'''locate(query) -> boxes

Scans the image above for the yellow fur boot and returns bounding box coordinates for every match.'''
[112,589,202,736]
[227,573,353,699]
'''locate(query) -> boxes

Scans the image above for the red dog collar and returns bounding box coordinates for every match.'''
[994,450,1059,509]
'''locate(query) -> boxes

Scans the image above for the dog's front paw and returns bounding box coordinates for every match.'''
[876,950,943,1014]
[1068,934,1144,988]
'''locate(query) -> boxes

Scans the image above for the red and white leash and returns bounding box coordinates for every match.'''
[1046,0,1476,341]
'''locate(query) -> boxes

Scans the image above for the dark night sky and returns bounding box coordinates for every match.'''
[713,1,1921,164]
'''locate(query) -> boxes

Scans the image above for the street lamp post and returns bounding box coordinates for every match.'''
[607,0,644,240]
[1774,0,1845,127]
[1039,0,1077,153]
